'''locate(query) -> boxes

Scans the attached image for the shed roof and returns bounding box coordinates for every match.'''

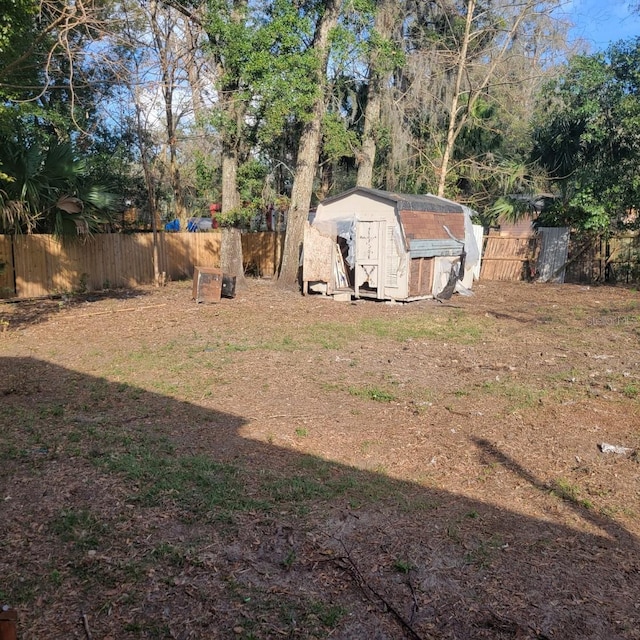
[320,187,464,215]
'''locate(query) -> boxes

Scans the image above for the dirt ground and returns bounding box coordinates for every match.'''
[0,278,639,639]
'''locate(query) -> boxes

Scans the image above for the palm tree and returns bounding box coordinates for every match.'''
[0,140,115,235]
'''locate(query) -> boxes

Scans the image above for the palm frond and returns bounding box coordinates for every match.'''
[488,196,532,223]
[0,138,116,234]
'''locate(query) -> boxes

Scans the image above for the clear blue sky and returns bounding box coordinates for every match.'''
[565,0,640,51]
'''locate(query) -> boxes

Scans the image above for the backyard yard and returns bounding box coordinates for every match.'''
[0,278,639,639]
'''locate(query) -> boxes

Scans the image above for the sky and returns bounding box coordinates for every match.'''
[565,0,640,51]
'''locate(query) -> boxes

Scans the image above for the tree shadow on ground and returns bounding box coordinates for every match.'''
[0,288,152,331]
[0,357,638,640]
[471,437,637,546]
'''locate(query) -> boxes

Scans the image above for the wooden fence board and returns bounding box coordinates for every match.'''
[564,234,640,284]
[0,235,14,298]
[14,235,49,297]
[481,231,640,284]
[241,232,280,277]
[606,235,640,284]
[1,229,637,298]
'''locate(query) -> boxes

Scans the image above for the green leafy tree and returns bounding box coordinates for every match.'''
[188,0,323,284]
[532,38,640,231]
[1,0,130,232]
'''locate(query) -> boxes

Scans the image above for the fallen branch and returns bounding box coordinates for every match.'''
[407,576,419,626]
[76,303,167,318]
[333,540,430,640]
[81,613,92,640]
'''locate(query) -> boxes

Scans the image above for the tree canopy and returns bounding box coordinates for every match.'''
[532,37,640,231]
[1,0,638,274]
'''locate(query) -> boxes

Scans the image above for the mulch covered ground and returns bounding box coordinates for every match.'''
[0,278,638,639]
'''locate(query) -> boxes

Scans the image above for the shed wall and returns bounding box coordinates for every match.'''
[310,191,471,301]
[316,192,396,223]
[312,194,410,299]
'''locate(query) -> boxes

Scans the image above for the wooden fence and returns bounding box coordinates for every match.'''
[3,229,636,298]
[479,232,539,281]
[565,234,640,284]
[480,230,640,284]
[0,231,283,299]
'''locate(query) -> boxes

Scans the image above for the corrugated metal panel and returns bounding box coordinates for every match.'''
[410,239,463,258]
[537,227,570,283]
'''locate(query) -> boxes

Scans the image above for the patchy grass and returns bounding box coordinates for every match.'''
[477,380,547,412]
[306,310,486,349]
[348,385,397,403]
[51,509,108,551]
[464,535,505,568]
[550,478,594,510]
[102,448,266,517]
[358,312,486,344]
[393,558,415,574]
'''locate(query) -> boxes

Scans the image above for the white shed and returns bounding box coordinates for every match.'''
[303,187,479,301]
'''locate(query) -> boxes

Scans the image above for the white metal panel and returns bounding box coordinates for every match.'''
[472,224,484,281]
[537,227,570,283]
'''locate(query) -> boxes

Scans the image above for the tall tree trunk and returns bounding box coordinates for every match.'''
[317,155,332,201]
[436,0,536,198]
[167,110,188,222]
[216,0,248,289]
[221,139,240,213]
[185,19,205,122]
[134,99,161,286]
[356,0,397,189]
[357,77,382,189]
[219,227,244,285]
[437,0,475,198]
[278,0,342,288]
[149,0,188,222]
[219,135,246,288]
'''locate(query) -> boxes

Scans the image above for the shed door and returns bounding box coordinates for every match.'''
[355,220,385,299]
